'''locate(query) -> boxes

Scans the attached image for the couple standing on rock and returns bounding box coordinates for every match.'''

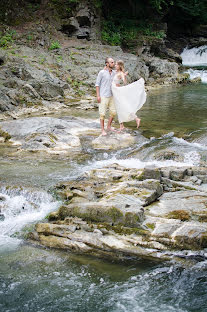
[95,57,146,136]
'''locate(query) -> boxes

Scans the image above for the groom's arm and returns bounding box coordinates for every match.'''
[95,71,102,103]
[96,86,101,103]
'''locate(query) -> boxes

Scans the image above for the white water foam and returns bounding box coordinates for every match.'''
[173,137,207,151]
[181,45,207,66]
[0,187,60,250]
[185,68,207,83]
[64,156,195,182]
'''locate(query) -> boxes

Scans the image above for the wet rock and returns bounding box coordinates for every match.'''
[58,202,144,227]
[172,223,207,249]
[91,132,147,150]
[146,190,207,220]
[139,166,161,181]
[0,214,5,221]
[170,168,188,181]
[0,195,7,201]
[0,116,101,155]
[36,223,77,235]
[151,219,182,238]
[30,163,207,261]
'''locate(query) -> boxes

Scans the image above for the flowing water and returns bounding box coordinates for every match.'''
[181,45,207,83]
[1,55,207,311]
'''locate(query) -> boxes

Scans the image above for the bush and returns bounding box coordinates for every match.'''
[49,41,61,50]
[0,30,16,47]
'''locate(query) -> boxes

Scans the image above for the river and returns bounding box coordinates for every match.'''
[0,74,207,310]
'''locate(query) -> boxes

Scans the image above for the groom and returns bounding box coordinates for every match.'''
[95,57,116,136]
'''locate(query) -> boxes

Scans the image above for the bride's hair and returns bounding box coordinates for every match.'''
[117,60,125,72]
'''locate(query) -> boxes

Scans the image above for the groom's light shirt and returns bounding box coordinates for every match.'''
[95,69,115,97]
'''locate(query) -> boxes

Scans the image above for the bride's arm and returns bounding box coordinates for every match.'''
[122,72,127,85]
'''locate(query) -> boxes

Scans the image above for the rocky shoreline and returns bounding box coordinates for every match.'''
[0,36,188,118]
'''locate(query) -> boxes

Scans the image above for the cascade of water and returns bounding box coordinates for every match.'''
[181,45,207,83]
[181,45,207,66]
[185,68,207,83]
[0,186,60,249]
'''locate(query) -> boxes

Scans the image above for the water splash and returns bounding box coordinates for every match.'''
[173,137,207,151]
[185,68,207,83]
[184,151,201,166]
[0,186,60,250]
[181,45,207,66]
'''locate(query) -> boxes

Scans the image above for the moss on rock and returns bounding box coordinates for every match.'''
[0,127,11,141]
[106,207,123,223]
[166,210,190,221]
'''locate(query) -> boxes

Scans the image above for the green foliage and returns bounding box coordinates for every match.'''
[67,76,85,96]
[101,0,207,38]
[101,19,166,47]
[49,41,61,50]
[49,0,79,17]
[174,0,207,23]
[0,30,16,47]
[91,0,102,9]
[150,0,173,12]
[142,25,166,39]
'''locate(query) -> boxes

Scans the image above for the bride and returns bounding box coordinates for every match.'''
[112,60,146,131]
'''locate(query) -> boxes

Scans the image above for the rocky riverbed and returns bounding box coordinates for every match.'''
[28,162,207,262]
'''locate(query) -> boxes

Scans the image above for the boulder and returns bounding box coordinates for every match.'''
[147,57,179,78]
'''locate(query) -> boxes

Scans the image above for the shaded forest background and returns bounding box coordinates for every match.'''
[0,0,207,48]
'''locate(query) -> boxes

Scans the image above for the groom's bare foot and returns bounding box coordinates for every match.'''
[136,118,141,128]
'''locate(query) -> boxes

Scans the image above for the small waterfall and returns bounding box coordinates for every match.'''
[181,45,207,83]
[181,45,207,66]
[0,186,60,250]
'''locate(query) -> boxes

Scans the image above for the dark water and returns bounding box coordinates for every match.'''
[0,83,207,311]
[1,246,207,312]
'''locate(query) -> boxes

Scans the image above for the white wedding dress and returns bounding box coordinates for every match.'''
[112,74,146,123]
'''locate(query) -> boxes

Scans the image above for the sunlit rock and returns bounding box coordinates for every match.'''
[92,133,136,150]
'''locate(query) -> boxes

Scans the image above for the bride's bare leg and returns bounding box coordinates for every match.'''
[119,123,125,131]
[135,117,141,128]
